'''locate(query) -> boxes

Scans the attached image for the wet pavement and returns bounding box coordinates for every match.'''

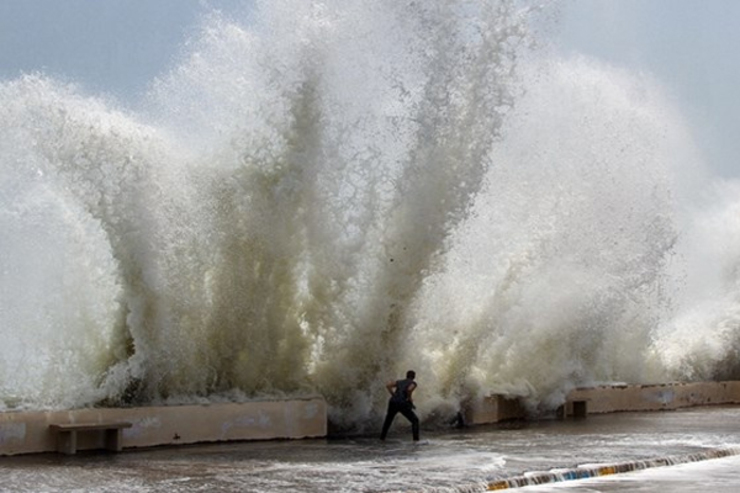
[2,406,740,492]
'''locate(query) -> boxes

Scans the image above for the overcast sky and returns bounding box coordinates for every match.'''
[0,0,737,177]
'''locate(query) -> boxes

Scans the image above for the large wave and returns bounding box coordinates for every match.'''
[1,0,737,429]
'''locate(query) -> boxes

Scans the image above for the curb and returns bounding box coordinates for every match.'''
[449,446,740,491]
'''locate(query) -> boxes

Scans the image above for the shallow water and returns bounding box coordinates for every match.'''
[3,406,740,492]
[521,454,740,493]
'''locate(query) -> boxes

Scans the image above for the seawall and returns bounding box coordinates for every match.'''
[566,381,740,415]
[0,397,326,456]
[465,381,740,424]
[3,381,740,456]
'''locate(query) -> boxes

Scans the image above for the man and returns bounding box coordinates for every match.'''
[380,370,419,441]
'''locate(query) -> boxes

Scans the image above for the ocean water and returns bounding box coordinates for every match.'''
[1,0,739,431]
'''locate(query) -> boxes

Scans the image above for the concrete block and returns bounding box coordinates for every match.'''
[464,395,526,425]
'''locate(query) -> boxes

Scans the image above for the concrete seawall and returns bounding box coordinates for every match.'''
[465,381,740,424]
[566,381,740,415]
[3,381,740,456]
[0,397,326,456]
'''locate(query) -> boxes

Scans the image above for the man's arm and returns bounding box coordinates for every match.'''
[386,381,396,396]
[407,382,417,404]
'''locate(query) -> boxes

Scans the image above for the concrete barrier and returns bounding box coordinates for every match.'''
[464,381,740,424]
[565,381,740,416]
[0,396,326,456]
[462,395,526,425]
[4,382,740,455]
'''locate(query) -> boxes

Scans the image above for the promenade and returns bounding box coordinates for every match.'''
[2,406,740,492]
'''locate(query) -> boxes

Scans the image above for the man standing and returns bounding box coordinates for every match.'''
[380,370,419,441]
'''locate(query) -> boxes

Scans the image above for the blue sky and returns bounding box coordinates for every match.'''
[0,0,737,176]
[0,0,248,101]
[558,0,740,178]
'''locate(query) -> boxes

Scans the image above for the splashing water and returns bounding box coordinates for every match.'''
[0,0,738,429]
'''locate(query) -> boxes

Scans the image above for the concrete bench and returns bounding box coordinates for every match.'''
[49,422,132,455]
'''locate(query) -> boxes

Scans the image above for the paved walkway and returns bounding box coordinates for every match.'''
[2,406,740,492]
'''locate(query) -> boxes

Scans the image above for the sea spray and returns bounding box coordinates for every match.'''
[411,57,694,413]
[146,0,535,426]
[0,76,139,409]
[1,0,737,429]
[654,180,740,382]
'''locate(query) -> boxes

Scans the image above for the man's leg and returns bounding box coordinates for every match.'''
[399,405,420,441]
[380,402,399,440]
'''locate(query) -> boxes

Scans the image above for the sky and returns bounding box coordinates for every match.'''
[0,0,738,177]
[556,0,740,178]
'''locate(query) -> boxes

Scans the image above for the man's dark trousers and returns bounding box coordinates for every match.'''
[380,401,419,440]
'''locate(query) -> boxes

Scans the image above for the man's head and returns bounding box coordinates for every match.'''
[406,370,416,380]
